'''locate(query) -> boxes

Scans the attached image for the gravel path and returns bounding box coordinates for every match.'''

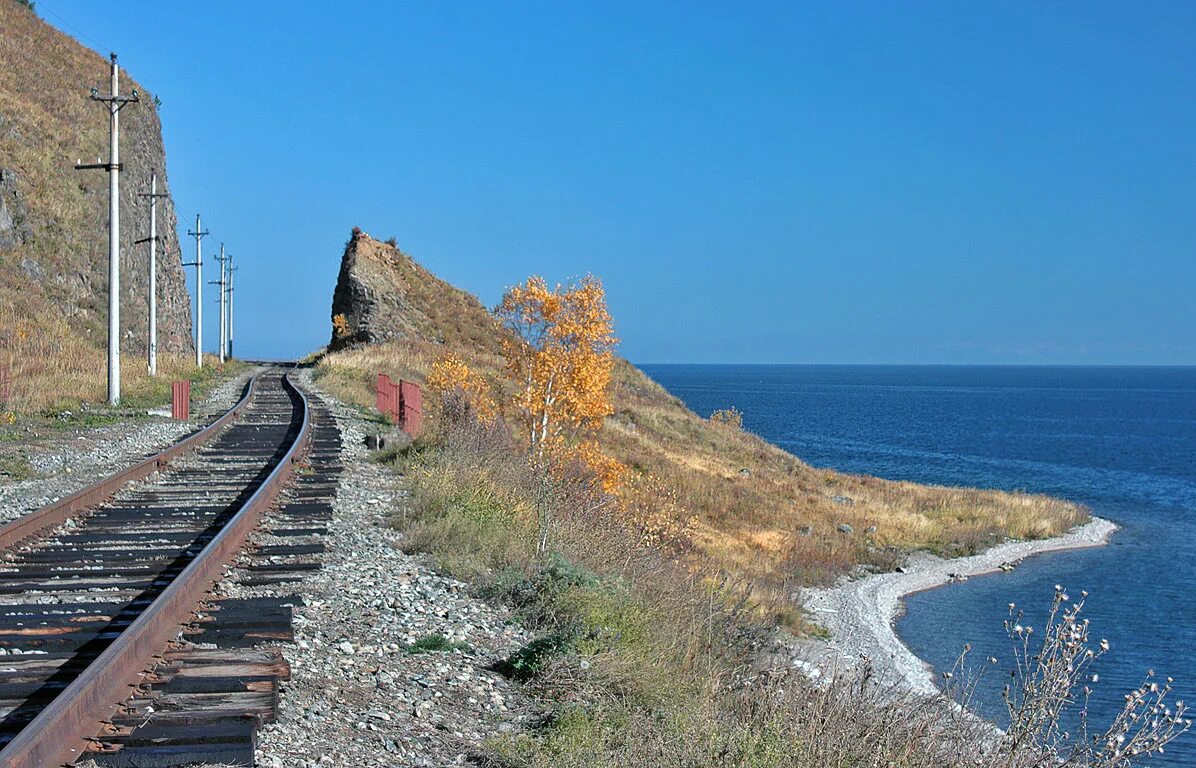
[799,515,1119,695]
[0,368,260,525]
[248,374,535,768]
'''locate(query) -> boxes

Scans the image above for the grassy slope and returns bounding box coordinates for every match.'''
[0,1,206,412]
[316,233,1087,610]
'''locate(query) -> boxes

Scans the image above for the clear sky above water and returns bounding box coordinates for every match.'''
[34,1,1196,364]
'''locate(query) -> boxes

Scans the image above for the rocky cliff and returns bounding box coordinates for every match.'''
[329,229,504,357]
[0,1,193,355]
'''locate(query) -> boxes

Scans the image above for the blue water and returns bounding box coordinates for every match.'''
[640,364,1196,765]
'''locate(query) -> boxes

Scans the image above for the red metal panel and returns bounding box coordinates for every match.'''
[171,380,190,420]
[376,373,389,415]
[378,373,401,420]
[377,374,415,423]
[399,380,423,437]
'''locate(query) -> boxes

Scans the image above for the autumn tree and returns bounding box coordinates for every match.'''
[427,354,498,424]
[496,275,617,458]
[494,276,690,557]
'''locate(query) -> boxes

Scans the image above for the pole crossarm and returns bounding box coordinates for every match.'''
[184,229,210,267]
[74,161,123,172]
[89,92,139,110]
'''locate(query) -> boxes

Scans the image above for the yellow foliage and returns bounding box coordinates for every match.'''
[566,438,627,496]
[709,407,743,429]
[497,275,616,454]
[331,313,351,340]
[427,354,498,423]
[618,472,695,552]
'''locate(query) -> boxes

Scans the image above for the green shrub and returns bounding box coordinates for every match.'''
[405,633,470,654]
[539,553,601,590]
[495,630,578,682]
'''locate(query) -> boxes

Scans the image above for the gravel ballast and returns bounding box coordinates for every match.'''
[0,368,259,525]
[247,375,535,768]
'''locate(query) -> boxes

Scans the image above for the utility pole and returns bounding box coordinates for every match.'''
[75,53,138,405]
[136,171,167,377]
[226,255,236,359]
[211,244,228,364]
[184,215,209,368]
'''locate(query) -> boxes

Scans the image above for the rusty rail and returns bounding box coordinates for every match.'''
[0,372,312,768]
[0,375,257,552]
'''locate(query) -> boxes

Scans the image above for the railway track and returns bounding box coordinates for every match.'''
[0,368,330,767]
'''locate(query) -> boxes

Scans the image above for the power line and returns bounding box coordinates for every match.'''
[35,1,113,57]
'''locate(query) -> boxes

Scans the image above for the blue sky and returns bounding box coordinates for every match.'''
[38,1,1196,364]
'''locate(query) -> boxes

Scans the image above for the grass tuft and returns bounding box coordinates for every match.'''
[0,451,33,481]
[405,633,471,655]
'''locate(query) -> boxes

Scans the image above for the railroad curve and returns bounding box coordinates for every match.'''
[0,368,311,767]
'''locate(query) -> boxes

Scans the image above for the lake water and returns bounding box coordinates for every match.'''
[640,364,1196,765]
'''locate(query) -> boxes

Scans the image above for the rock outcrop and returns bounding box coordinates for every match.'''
[0,1,193,354]
[328,229,504,357]
[0,167,30,250]
[329,231,419,349]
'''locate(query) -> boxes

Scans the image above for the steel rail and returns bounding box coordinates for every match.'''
[0,371,312,768]
[0,375,258,551]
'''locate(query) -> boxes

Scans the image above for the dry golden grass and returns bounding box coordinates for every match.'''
[318,341,1084,599]
[604,360,1086,591]
[0,2,121,339]
[0,1,192,384]
[314,341,432,412]
[0,300,241,413]
[314,234,1088,619]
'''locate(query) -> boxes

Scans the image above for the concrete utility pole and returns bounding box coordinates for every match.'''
[136,171,167,377]
[226,255,236,359]
[76,53,139,405]
[185,215,209,367]
[211,244,228,364]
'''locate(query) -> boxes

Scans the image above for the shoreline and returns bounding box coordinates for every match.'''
[799,515,1119,696]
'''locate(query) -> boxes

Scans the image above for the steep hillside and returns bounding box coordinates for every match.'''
[317,231,1088,614]
[329,229,504,359]
[0,1,194,408]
